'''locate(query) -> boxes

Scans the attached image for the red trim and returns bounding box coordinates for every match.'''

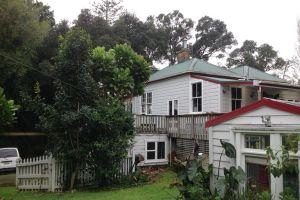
[205,98,300,128]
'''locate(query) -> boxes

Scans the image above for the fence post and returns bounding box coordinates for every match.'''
[51,156,56,192]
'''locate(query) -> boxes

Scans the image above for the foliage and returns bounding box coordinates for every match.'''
[0,0,50,85]
[266,135,299,178]
[0,87,19,131]
[192,16,237,60]
[93,0,123,24]
[90,44,151,100]
[154,10,194,64]
[216,166,246,199]
[227,40,287,71]
[119,170,150,186]
[279,188,297,200]
[38,27,149,190]
[173,157,214,200]
[220,139,236,158]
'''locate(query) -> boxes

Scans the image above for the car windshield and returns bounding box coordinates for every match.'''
[0,149,18,158]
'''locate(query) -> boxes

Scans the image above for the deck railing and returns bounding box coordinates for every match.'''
[134,113,222,140]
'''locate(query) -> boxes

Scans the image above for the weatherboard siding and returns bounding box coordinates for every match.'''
[210,106,300,179]
[132,75,222,115]
[131,134,169,166]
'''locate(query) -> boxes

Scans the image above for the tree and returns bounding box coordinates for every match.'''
[227,40,286,71]
[74,8,114,48]
[90,44,151,100]
[39,28,150,190]
[112,13,167,63]
[0,87,19,131]
[192,16,237,61]
[0,0,50,86]
[154,10,194,64]
[93,0,123,25]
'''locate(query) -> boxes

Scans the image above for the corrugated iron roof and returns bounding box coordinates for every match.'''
[229,66,286,83]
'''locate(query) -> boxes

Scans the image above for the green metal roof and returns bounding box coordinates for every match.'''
[149,58,240,82]
[229,66,286,83]
[149,59,287,84]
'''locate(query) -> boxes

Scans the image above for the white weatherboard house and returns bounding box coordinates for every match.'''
[129,55,300,168]
[206,98,300,199]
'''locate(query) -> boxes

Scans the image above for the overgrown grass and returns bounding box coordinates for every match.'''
[0,170,178,200]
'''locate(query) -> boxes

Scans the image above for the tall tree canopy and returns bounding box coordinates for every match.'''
[154,10,194,64]
[93,0,123,25]
[39,27,149,189]
[0,0,51,85]
[227,40,286,71]
[192,16,236,61]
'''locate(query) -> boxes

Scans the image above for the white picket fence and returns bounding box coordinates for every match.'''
[16,155,133,192]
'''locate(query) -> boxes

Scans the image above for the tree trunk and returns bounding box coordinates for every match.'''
[69,162,79,191]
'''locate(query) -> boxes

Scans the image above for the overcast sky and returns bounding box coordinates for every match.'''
[41,0,300,60]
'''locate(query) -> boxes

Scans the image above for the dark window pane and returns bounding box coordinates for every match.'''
[193,99,198,112]
[197,98,202,112]
[169,101,173,116]
[192,84,196,97]
[147,142,155,150]
[174,100,178,115]
[147,92,152,103]
[197,83,202,97]
[157,142,165,159]
[237,88,242,99]
[147,151,155,160]
[236,100,241,109]
[142,94,146,103]
[231,88,236,98]
[232,100,236,111]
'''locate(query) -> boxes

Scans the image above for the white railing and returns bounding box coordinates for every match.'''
[16,155,133,192]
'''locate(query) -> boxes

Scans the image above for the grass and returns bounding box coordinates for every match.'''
[0,170,179,200]
[0,173,16,187]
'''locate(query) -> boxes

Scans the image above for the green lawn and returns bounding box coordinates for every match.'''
[0,171,179,200]
[0,173,16,187]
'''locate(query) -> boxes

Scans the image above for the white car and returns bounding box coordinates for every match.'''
[0,148,20,173]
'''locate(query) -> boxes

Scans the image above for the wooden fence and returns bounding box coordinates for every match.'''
[16,155,133,192]
[134,114,222,140]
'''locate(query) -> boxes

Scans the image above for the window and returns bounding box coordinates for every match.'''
[169,100,179,116]
[174,100,178,116]
[146,142,155,160]
[231,87,242,111]
[169,101,172,116]
[192,82,202,112]
[146,141,166,161]
[245,135,270,149]
[141,92,152,114]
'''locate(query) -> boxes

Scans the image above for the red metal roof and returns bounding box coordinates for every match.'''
[205,98,300,128]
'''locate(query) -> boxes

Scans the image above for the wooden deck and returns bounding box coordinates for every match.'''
[134,114,222,140]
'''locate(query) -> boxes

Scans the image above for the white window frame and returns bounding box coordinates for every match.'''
[168,99,179,116]
[231,87,242,111]
[191,81,203,113]
[144,140,167,163]
[141,92,152,114]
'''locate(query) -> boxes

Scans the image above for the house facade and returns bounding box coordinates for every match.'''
[206,98,300,199]
[129,57,300,168]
